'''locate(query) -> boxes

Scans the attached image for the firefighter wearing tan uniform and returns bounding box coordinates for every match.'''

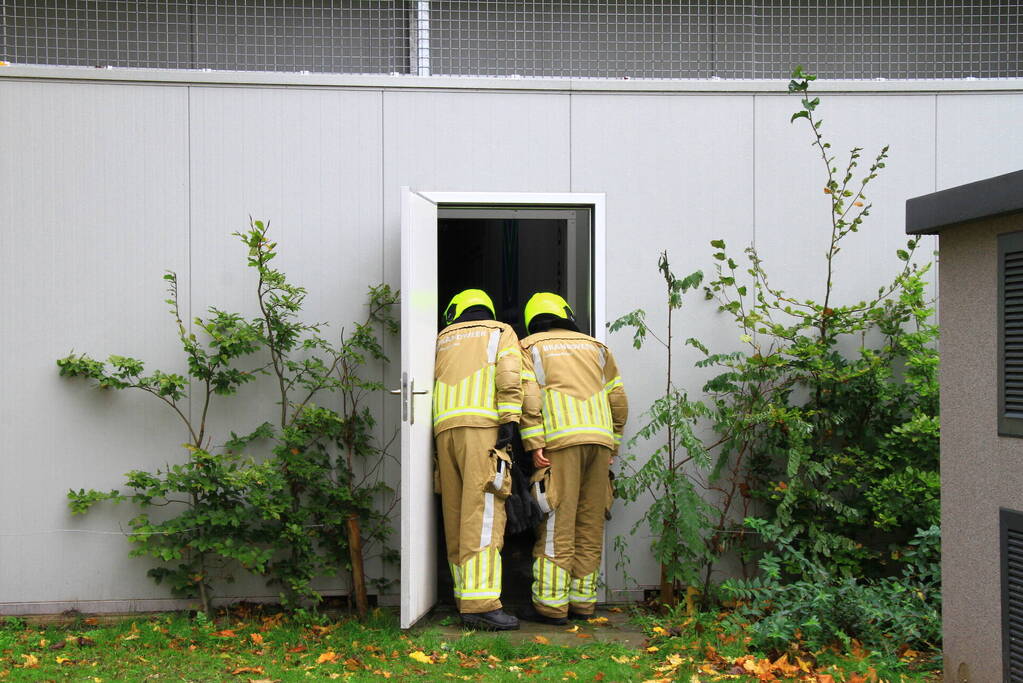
[517,292,628,625]
[434,289,521,631]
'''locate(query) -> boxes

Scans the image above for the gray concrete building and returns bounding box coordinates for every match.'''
[908,171,1023,683]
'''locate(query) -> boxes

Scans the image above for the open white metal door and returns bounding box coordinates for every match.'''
[398,188,439,629]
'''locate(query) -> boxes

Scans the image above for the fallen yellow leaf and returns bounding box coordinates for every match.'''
[646,646,660,653]
[611,655,638,664]
[772,654,799,677]
[565,624,580,633]
[250,632,264,645]
[20,654,39,669]
[532,635,550,645]
[409,651,433,665]
[652,626,669,636]
[229,666,265,676]
[587,617,609,625]
[317,651,340,664]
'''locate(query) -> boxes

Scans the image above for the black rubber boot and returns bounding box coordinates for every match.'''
[517,603,568,626]
[461,609,520,631]
[567,610,594,621]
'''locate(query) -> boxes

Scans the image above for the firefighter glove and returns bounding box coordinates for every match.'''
[495,422,519,450]
[504,454,544,535]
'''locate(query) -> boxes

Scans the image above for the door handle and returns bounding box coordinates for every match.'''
[388,372,430,424]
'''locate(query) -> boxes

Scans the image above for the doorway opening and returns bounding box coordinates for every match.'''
[434,205,595,608]
[437,207,594,336]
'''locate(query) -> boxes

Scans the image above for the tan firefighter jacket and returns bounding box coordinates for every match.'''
[519,330,628,454]
[432,320,523,435]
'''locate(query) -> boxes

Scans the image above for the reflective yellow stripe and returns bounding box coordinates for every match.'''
[497,347,521,359]
[458,375,470,407]
[598,392,611,426]
[604,376,623,391]
[569,571,599,602]
[565,394,578,425]
[532,557,570,606]
[453,548,503,602]
[521,425,544,438]
[556,392,569,430]
[578,397,591,425]
[434,382,445,414]
[434,407,500,425]
[522,370,536,381]
[545,424,615,442]
[471,368,482,406]
[485,366,495,409]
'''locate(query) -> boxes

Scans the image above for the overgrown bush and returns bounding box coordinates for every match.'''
[612,66,940,624]
[61,220,398,615]
[722,521,941,654]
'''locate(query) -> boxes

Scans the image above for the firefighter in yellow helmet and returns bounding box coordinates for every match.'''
[516,292,628,625]
[433,289,522,630]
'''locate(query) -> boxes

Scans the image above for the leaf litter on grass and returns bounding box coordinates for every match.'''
[0,606,942,682]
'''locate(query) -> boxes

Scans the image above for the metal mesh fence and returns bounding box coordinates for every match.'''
[2,1,1021,80]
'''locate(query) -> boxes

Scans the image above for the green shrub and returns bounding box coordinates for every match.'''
[60,220,398,615]
[722,521,941,653]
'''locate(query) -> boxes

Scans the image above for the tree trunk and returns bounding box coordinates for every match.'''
[658,563,676,606]
[346,514,369,618]
[197,555,212,618]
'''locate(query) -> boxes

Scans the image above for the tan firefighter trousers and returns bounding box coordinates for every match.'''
[436,426,513,614]
[530,444,611,618]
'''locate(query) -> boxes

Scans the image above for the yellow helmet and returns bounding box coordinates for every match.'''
[523,292,574,332]
[444,289,495,325]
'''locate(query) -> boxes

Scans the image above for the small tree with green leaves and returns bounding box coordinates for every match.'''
[61,273,269,616]
[62,220,399,616]
[611,67,939,608]
[610,252,720,605]
[234,221,399,614]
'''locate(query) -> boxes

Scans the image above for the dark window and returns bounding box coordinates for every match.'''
[1002,508,1023,680]
[1000,231,1023,437]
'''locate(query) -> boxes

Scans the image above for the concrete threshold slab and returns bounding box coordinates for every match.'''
[413,606,648,648]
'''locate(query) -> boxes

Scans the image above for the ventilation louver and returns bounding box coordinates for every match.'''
[999,232,1023,436]
[1003,509,1023,680]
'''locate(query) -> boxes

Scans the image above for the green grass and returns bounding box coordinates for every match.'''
[0,610,655,682]
[0,608,941,682]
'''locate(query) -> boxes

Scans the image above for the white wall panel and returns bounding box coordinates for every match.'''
[188,86,387,597]
[936,93,1023,190]
[0,73,1014,611]
[0,81,190,605]
[382,90,572,282]
[572,94,756,591]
